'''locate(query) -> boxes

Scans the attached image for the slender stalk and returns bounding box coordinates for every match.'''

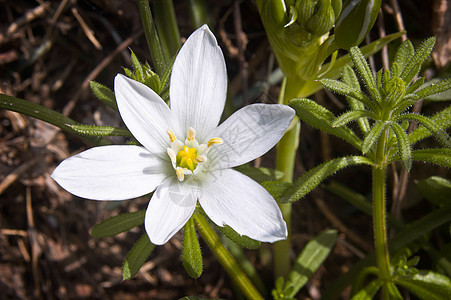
[152,0,181,59]
[274,76,301,279]
[136,0,166,76]
[372,128,392,297]
[187,0,211,28]
[193,213,264,300]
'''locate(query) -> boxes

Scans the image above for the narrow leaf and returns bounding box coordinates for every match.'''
[395,270,451,300]
[91,210,146,238]
[416,176,451,206]
[218,224,261,250]
[351,279,383,300]
[406,77,425,94]
[401,37,436,85]
[409,106,451,144]
[235,165,284,183]
[320,79,376,111]
[182,218,203,278]
[89,81,118,111]
[290,98,362,150]
[130,50,144,81]
[122,234,155,280]
[332,110,376,128]
[416,77,451,99]
[280,156,373,203]
[349,46,381,102]
[386,282,403,300]
[342,65,371,134]
[284,230,338,297]
[394,40,414,74]
[261,181,292,201]
[411,148,451,168]
[362,121,388,154]
[390,123,412,171]
[68,124,132,137]
[397,113,451,148]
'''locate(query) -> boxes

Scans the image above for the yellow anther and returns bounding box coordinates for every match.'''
[176,146,198,171]
[187,127,196,141]
[176,168,184,181]
[167,129,177,142]
[195,155,207,163]
[207,137,223,148]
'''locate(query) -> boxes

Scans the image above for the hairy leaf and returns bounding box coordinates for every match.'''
[411,148,451,168]
[416,77,451,99]
[332,110,376,128]
[91,210,145,238]
[349,46,381,102]
[395,270,451,300]
[394,40,414,74]
[122,234,155,280]
[68,124,132,137]
[390,123,412,171]
[182,218,203,278]
[281,156,373,203]
[408,106,451,144]
[261,181,292,201]
[362,121,388,154]
[89,81,118,111]
[351,279,383,300]
[400,37,436,85]
[397,113,451,147]
[320,79,376,111]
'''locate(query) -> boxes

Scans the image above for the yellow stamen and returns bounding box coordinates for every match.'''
[176,167,184,181]
[187,127,196,141]
[195,155,207,163]
[167,148,176,164]
[167,129,177,142]
[207,137,223,148]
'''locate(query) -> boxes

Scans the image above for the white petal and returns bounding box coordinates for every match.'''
[170,25,227,142]
[198,169,287,242]
[145,177,198,245]
[51,145,169,200]
[114,74,180,159]
[206,104,295,170]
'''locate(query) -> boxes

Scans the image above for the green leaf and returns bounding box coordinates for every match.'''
[320,79,376,111]
[0,93,110,146]
[416,176,451,206]
[283,230,337,297]
[349,46,381,103]
[89,81,118,111]
[261,181,292,201]
[386,282,403,300]
[235,166,284,183]
[122,234,155,280]
[397,113,451,148]
[411,148,451,168]
[394,40,414,74]
[400,37,436,85]
[182,218,203,279]
[323,206,451,299]
[416,77,451,100]
[91,210,145,238]
[390,123,412,171]
[342,65,371,134]
[362,121,388,154]
[218,224,261,250]
[395,270,451,300]
[350,279,383,300]
[334,0,382,50]
[406,77,425,94]
[409,106,451,144]
[130,50,144,81]
[290,98,362,150]
[332,110,376,128]
[68,124,132,137]
[280,156,373,203]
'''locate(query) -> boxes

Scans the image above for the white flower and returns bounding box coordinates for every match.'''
[51,25,295,245]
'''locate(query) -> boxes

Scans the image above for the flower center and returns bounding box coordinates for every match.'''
[166,127,222,181]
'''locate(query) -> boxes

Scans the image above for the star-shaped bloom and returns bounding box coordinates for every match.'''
[52,25,295,245]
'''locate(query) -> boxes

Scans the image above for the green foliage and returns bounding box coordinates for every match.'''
[273,230,337,299]
[395,271,451,300]
[91,210,145,238]
[68,124,132,137]
[416,176,451,206]
[89,81,118,111]
[122,234,155,280]
[234,166,284,182]
[217,224,261,250]
[182,218,203,278]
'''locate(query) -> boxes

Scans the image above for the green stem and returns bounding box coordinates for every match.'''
[136,0,166,76]
[0,93,110,146]
[193,213,263,300]
[274,76,301,279]
[152,0,181,59]
[372,128,392,297]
